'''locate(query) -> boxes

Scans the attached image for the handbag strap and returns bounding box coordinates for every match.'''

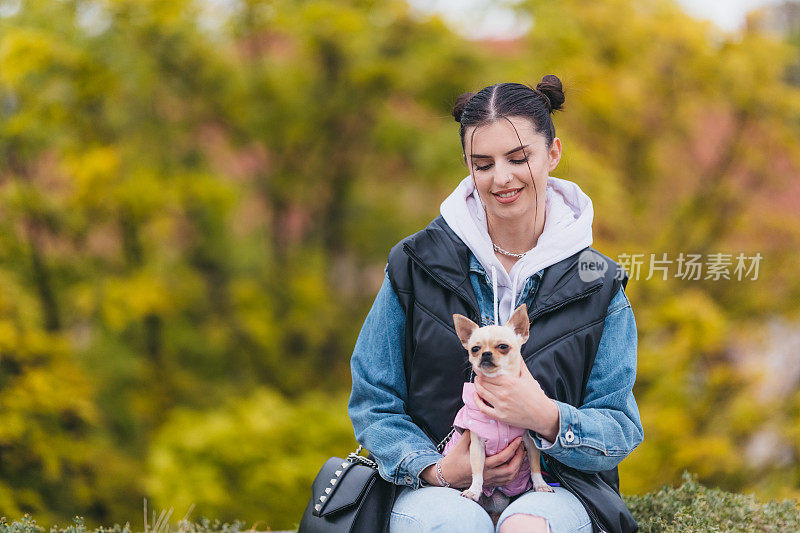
[436,427,456,452]
[348,444,398,533]
[348,445,378,468]
[351,426,454,469]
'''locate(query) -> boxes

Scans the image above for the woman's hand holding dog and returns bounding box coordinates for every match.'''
[426,431,527,489]
[473,363,560,442]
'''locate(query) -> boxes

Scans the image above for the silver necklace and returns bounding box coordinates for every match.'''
[492,242,527,258]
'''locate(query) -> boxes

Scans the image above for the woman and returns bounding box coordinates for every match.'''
[348,77,644,533]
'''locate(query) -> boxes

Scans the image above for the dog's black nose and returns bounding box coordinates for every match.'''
[481,351,493,360]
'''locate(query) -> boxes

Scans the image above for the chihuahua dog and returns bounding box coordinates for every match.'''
[447,303,554,513]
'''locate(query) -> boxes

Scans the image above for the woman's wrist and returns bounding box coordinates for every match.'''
[420,458,452,487]
[434,458,451,487]
[420,462,440,486]
[534,399,560,442]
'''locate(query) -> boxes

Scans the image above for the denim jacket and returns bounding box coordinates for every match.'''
[348,251,644,490]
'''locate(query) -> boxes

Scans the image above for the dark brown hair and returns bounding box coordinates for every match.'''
[451,76,565,158]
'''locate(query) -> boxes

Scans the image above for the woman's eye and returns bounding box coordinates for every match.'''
[474,157,528,172]
[471,346,480,353]
[498,344,509,350]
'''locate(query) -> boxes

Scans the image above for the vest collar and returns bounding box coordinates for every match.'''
[402,215,605,320]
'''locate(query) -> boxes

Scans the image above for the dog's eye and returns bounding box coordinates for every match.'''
[497,344,509,350]
[471,346,480,353]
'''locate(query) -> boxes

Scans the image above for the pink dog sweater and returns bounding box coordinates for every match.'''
[442,382,533,497]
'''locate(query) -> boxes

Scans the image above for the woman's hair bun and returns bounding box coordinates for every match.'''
[535,74,565,113]
[451,91,475,123]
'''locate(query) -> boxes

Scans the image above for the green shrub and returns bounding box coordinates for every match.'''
[626,471,800,532]
[144,388,354,531]
[4,472,799,533]
[0,515,245,533]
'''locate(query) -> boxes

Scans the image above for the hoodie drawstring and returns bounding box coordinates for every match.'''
[510,267,521,323]
[491,264,522,326]
[491,265,498,326]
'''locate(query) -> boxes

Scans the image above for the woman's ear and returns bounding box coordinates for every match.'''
[548,137,562,171]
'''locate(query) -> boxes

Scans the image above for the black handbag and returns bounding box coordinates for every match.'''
[298,445,399,533]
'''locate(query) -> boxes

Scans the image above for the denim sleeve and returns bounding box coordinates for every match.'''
[348,266,442,489]
[528,285,645,474]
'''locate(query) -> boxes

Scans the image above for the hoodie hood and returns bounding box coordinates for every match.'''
[440,175,594,326]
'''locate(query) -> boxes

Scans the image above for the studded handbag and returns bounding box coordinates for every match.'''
[298,445,398,533]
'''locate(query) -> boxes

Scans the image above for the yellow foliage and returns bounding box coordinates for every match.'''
[0,0,799,525]
[146,388,355,530]
[674,435,742,477]
[0,28,63,86]
[0,319,19,350]
[62,146,121,209]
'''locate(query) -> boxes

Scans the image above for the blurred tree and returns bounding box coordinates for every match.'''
[0,0,484,526]
[146,388,353,531]
[1,0,799,527]
[514,0,800,498]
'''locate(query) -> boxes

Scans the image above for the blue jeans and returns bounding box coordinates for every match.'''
[390,485,592,532]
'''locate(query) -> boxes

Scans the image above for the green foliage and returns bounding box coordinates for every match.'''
[145,389,353,531]
[4,473,799,532]
[0,0,476,525]
[627,472,800,532]
[0,0,799,528]
[513,0,800,502]
[0,515,129,533]
[0,514,244,533]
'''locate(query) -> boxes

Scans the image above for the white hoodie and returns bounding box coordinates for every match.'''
[440,175,594,326]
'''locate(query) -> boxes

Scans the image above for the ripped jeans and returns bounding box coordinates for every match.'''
[389,485,592,532]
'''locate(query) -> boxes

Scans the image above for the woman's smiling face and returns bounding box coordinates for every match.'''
[464,116,561,226]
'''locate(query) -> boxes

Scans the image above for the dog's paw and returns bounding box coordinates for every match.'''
[532,480,555,493]
[461,488,481,501]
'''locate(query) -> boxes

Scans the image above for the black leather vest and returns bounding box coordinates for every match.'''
[386,215,638,533]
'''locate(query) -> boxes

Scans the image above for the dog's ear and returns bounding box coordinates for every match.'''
[505,304,530,344]
[453,314,479,350]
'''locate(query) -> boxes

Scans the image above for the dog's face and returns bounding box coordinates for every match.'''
[453,304,530,377]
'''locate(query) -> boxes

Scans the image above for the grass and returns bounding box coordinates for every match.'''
[0,499,249,533]
[0,516,248,533]
[2,472,798,533]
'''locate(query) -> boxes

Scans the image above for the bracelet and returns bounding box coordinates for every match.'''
[435,459,451,488]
